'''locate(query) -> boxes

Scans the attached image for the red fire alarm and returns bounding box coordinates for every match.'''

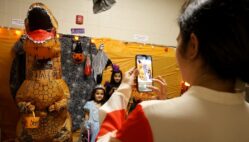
[76,15,83,25]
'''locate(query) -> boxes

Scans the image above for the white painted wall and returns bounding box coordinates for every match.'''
[0,0,183,46]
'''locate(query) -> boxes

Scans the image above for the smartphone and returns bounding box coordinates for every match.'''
[135,55,153,92]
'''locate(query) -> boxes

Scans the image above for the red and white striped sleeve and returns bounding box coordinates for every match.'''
[97,82,153,142]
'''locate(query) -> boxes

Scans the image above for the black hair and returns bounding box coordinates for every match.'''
[110,70,123,86]
[178,0,249,83]
[104,70,123,101]
[90,87,106,105]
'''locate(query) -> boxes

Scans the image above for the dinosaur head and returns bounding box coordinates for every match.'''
[24,2,60,59]
[26,2,58,34]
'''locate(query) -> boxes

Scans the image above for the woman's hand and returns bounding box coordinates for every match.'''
[147,76,168,100]
[122,67,138,85]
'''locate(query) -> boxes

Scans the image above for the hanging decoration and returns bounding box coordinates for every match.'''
[59,35,98,131]
[92,44,112,82]
[84,54,92,77]
[72,41,85,64]
[93,0,116,14]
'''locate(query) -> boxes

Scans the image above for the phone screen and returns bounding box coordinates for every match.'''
[136,55,153,92]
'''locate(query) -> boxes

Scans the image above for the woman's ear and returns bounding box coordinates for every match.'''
[187,33,199,60]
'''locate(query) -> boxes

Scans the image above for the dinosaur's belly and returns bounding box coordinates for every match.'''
[16,79,66,110]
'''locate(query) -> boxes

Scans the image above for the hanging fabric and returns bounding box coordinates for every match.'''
[84,54,92,76]
[93,0,116,14]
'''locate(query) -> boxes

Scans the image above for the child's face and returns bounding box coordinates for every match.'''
[114,73,122,83]
[95,89,105,102]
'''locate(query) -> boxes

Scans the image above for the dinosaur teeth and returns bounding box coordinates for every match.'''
[26,35,52,44]
[33,5,42,9]
[28,6,42,12]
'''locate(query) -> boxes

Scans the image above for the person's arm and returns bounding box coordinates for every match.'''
[97,68,167,142]
[97,68,135,141]
[83,102,91,129]
[83,108,90,120]
[109,87,117,95]
[115,104,153,142]
[97,90,153,142]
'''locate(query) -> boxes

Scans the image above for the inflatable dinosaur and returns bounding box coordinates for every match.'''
[15,3,72,141]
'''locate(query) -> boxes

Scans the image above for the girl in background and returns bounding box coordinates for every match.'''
[79,85,106,142]
[105,64,123,101]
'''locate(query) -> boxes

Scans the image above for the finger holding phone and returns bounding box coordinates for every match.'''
[135,55,167,100]
[147,76,168,100]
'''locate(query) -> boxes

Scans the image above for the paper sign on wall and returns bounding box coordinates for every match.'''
[11,19,24,26]
[133,34,149,42]
[71,28,85,34]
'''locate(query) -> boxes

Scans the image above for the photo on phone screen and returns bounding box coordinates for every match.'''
[136,55,153,92]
